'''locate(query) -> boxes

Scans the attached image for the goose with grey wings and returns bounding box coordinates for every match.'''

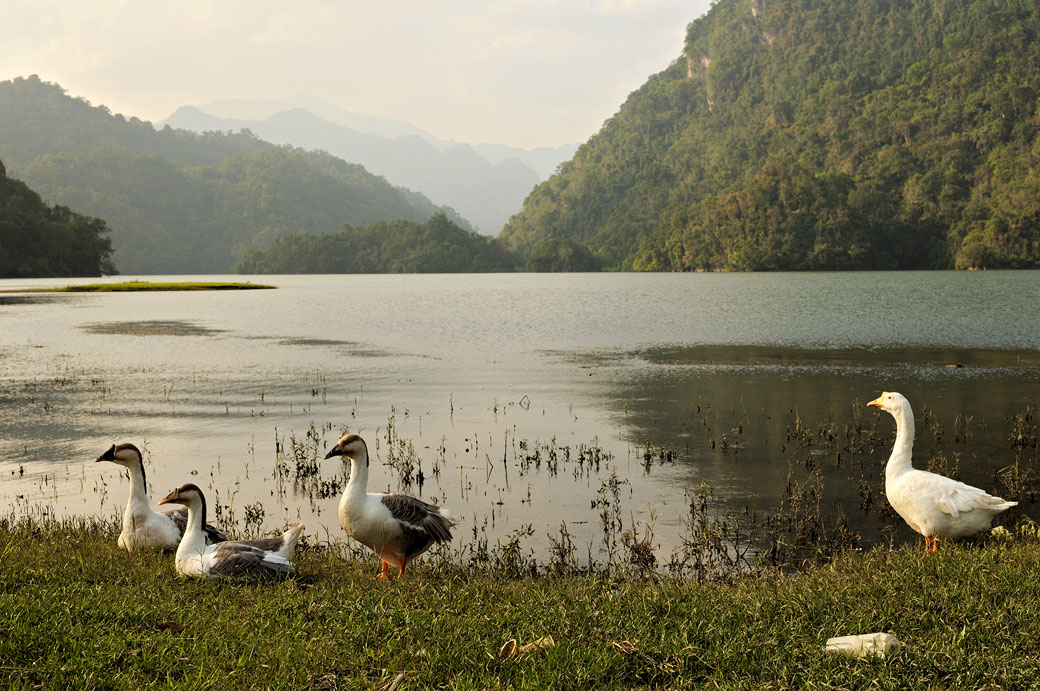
[96,443,228,550]
[868,391,1017,553]
[158,483,304,579]
[324,433,456,579]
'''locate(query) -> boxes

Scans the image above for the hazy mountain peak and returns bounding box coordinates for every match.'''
[188,96,435,142]
[162,102,572,234]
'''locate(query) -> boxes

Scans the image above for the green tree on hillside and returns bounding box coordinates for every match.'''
[0,159,115,277]
[236,213,519,274]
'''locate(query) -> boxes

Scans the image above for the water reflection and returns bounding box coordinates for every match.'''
[594,347,1040,551]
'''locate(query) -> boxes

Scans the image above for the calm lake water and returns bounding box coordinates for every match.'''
[1,272,1038,566]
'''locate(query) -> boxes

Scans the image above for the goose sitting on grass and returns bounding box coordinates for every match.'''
[324,433,456,579]
[159,483,304,580]
[96,443,227,550]
[868,391,1017,553]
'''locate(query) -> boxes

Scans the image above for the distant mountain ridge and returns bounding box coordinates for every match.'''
[189,96,437,142]
[171,98,578,180]
[163,103,577,234]
[0,75,469,274]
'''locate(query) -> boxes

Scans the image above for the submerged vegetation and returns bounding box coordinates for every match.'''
[4,352,1038,582]
[254,396,1039,582]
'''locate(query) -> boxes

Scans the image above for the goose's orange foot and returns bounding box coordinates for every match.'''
[923,536,942,554]
[377,561,391,579]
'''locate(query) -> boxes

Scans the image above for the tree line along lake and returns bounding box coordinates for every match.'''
[1,271,1038,570]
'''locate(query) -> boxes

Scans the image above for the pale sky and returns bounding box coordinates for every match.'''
[0,0,712,149]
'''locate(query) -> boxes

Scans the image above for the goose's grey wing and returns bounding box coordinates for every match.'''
[202,522,229,544]
[238,536,284,552]
[165,508,189,536]
[205,543,292,579]
[163,507,228,544]
[381,494,455,546]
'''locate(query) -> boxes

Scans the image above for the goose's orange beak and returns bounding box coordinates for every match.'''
[867,392,886,409]
[158,488,179,505]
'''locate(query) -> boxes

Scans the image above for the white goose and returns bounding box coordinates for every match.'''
[158,483,305,580]
[869,391,1017,553]
[96,443,227,550]
[324,433,456,579]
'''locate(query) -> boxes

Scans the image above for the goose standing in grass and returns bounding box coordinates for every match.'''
[96,443,227,550]
[324,433,456,579]
[158,483,304,579]
[868,391,1017,553]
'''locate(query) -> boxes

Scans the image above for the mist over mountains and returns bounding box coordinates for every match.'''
[0,75,475,274]
[163,101,577,234]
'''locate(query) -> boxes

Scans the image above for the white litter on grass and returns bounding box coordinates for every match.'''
[824,632,903,658]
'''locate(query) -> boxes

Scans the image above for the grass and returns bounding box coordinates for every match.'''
[1,281,275,293]
[3,518,1040,689]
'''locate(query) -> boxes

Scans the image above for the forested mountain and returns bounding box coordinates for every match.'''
[501,0,1040,271]
[0,76,469,274]
[236,213,518,274]
[164,105,546,234]
[0,159,114,277]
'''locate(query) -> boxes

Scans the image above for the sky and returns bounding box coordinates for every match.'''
[0,0,713,149]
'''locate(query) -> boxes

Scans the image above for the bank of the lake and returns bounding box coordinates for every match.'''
[0,280,275,293]
[2,518,1039,690]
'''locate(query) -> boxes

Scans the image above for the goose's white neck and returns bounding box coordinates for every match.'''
[338,444,371,527]
[885,404,916,480]
[177,498,208,554]
[345,451,370,497]
[124,461,151,505]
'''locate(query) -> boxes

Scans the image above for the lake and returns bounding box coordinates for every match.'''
[2,272,1038,570]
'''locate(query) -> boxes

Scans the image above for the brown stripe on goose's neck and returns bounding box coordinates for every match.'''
[135,456,147,495]
[192,488,208,531]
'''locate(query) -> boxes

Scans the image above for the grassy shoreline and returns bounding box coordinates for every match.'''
[0,280,275,293]
[2,518,1039,689]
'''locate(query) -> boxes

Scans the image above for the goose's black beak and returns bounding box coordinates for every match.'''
[324,447,340,460]
[96,444,117,462]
